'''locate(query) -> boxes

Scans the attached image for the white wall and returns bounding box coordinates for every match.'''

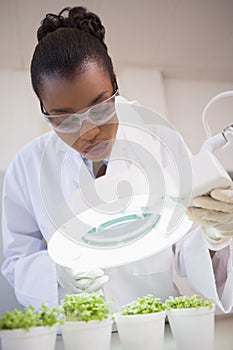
[117,65,167,117]
[164,79,233,171]
[0,70,44,172]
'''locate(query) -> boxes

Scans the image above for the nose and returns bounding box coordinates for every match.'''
[80,122,101,140]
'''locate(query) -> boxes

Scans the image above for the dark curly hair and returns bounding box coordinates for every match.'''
[31,6,118,100]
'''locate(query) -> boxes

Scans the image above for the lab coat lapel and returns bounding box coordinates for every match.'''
[40,133,96,239]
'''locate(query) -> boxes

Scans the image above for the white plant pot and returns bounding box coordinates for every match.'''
[61,317,113,350]
[166,306,215,350]
[114,311,166,350]
[0,324,58,350]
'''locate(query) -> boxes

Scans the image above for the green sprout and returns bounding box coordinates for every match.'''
[165,294,214,310]
[61,291,111,322]
[0,303,62,331]
[120,294,166,316]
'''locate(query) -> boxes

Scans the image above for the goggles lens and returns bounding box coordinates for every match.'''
[43,90,118,133]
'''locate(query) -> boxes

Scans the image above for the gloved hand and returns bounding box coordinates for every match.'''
[187,187,233,251]
[56,264,109,294]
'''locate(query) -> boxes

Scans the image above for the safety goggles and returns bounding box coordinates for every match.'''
[41,90,118,133]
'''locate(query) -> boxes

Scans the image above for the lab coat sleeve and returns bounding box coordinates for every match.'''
[175,223,233,313]
[1,162,59,308]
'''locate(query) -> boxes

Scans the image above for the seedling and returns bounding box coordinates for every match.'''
[0,303,62,331]
[61,291,111,322]
[165,294,214,310]
[120,294,166,316]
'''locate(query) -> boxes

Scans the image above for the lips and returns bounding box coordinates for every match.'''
[82,142,108,156]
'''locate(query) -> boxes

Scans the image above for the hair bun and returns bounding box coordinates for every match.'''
[37,6,106,47]
[37,12,64,42]
[69,7,105,44]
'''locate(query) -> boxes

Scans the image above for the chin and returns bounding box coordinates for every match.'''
[84,142,113,162]
[85,149,110,162]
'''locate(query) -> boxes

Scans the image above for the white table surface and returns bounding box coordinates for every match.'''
[55,314,233,350]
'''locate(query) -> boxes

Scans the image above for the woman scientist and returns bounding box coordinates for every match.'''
[1,6,233,314]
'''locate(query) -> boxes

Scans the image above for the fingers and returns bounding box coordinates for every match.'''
[73,269,108,292]
[56,265,109,294]
[57,275,81,294]
[85,275,109,293]
[187,207,233,236]
[210,187,233,204]
[192,196,233,213]
[74,269,104,279]
[203,220,233,234]
[187,207,233,223]
[74,278,93,289]
[201,226,232,251]
[187,188,233,250]
[67,284,83,294]
[73,274,109,292]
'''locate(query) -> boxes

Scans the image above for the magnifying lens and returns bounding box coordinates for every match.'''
[48,196,192,272]
[46,97,194,272]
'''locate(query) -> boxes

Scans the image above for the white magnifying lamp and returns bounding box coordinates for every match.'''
[47,92,233,272]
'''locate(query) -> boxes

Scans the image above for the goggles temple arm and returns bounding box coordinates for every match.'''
[40,100,49,116]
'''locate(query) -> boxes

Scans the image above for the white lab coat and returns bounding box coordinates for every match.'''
[1,98,233,314]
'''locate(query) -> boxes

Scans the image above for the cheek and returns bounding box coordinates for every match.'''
[101,116,119,138]
[55,132,83,150]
